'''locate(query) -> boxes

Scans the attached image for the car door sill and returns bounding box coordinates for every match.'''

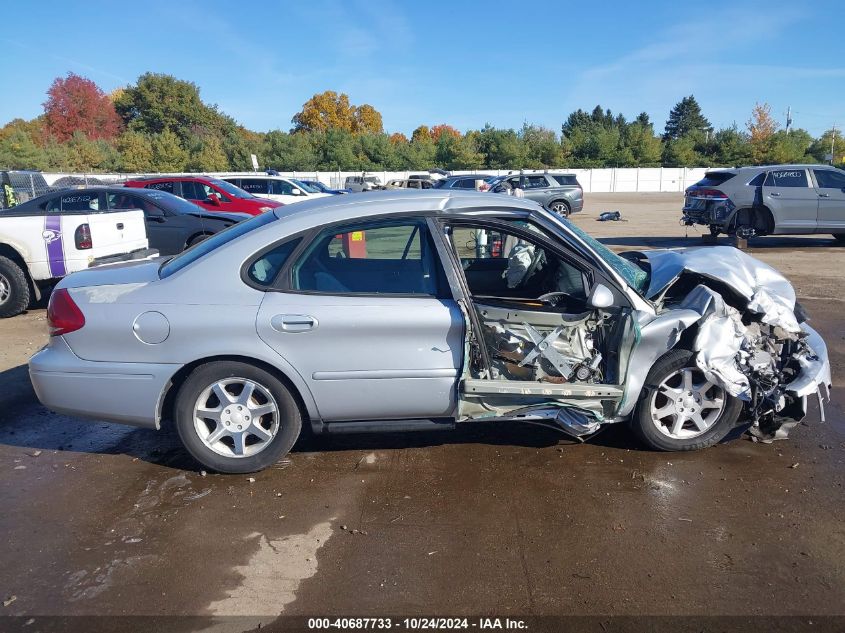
[321,418,456,434]
[462,379,623,399]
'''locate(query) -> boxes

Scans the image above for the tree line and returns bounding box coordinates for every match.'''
[0,72,842,173]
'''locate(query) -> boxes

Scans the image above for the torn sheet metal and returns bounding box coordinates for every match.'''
[636,246,800,332]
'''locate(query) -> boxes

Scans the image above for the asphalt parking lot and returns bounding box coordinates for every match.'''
[1,193,843,627]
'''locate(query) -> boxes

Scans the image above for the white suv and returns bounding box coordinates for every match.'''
[683,164,845,241]
[222,176,329,205]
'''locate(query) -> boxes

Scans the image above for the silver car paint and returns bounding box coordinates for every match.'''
[29,190,831,443]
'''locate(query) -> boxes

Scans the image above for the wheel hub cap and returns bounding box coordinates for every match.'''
[0,274,9,303]
[650,367,726,440]
[193,378,280,458]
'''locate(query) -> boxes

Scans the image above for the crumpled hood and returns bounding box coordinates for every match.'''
[637,246,800,332]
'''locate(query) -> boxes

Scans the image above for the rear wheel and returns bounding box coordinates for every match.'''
[174,361,302,473]
[632,349,742,451]
[548,200,570,217]
[0,255,31,318]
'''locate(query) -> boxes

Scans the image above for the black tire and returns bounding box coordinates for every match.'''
[174,361,302,473]
[548,200,571,217]
[0,255,31,318]
[833,234,845,244]
[631,348,742,451]
[186,233,211,249]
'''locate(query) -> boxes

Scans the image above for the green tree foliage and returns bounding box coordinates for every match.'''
[117,131,154,172]
[663,96,712,141]
[3,73,841,173]
[151,129,188,172]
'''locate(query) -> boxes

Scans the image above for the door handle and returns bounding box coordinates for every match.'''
[116,222,125,229]
[819,193,830,197]
[271,314,318,333]
[769,192,781,197]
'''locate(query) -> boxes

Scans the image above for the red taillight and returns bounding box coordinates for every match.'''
[688,188,728,199]
[75,223,92,250]
[47,289,85,336]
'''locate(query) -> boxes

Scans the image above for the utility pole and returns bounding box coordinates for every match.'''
[831,124,837,165]
[785,106,792,134]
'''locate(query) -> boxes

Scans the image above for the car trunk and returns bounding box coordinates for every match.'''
[87,210,147,253]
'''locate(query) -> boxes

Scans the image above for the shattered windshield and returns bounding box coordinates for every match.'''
[562,220,648,292]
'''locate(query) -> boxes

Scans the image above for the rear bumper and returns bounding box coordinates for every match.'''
[28,337,179,429]
[91,247,158,268]
[571,198,584,213]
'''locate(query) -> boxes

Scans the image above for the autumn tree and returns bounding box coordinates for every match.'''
[352,104,383,134]
[747,102,779,164]
[411,125,432,143]
[430,124,461,143]
[388,132,408,145]
[43,73,122,142]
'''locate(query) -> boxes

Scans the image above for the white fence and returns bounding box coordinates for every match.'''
[40,167,708,193]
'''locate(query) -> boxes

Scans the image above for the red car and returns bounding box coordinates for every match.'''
[123,176,283,216]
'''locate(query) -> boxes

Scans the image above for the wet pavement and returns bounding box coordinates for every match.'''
[0,193,843,630]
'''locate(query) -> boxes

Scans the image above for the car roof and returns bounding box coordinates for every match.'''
[125,175,216,182]
[271,189,538,226]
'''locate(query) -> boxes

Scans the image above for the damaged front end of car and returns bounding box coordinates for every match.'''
[630,246,832,442]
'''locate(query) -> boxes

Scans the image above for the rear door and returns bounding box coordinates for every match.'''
[762,168,818,232]
[811,168,845,232]
[522,174,552,205]
[255,218,464,422]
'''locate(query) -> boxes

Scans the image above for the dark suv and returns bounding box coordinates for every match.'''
[488,173,584,216]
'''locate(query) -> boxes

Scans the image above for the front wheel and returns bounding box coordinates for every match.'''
[632,349,742,451]
[174,361,302,473]
[548,201,570,217]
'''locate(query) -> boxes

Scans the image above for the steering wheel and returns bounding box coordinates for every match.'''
[521,249,546,286]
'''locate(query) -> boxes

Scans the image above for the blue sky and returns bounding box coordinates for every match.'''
[2,0,843,137]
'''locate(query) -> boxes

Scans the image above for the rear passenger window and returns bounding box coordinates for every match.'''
[49,192,102,212]
[240,179,270,195]
[246,238,302,287]
[145,181,174,194]
[525,175,549,189]
[181,182,204,201]
[747,173,765,186]
[291,221,439,295]
[766,170,808,188]
[814,169,845,189]
[551,174,577,186]
[455,178,476,189]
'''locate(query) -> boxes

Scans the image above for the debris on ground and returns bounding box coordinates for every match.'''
[247,477,256,483]
[3,595,16,607]
[597,211,624,222]
[790,463,800,469]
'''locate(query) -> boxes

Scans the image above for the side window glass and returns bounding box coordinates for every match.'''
[246,238,302,287]
[240,179,270,195]
[145,181,174,194]
[814,169,845,189]
[202,184,229,202]
[448,223,586,300]
[58,192,101,212]
[181,182,203,200]
[292,221,438,295]
[45,196,62,213]
[271,180,294,195]
[526,175,548,189]
[747,173,765,187]
[766,170,808,188]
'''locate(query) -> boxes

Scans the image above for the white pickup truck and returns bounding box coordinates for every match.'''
[0,186,154,317]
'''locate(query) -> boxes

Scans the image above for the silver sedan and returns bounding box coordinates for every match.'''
[29,191,831,473]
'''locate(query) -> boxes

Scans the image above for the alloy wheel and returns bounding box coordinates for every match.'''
[0,273,10,304]
[193,378,280,458]
[649,367,725,440]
